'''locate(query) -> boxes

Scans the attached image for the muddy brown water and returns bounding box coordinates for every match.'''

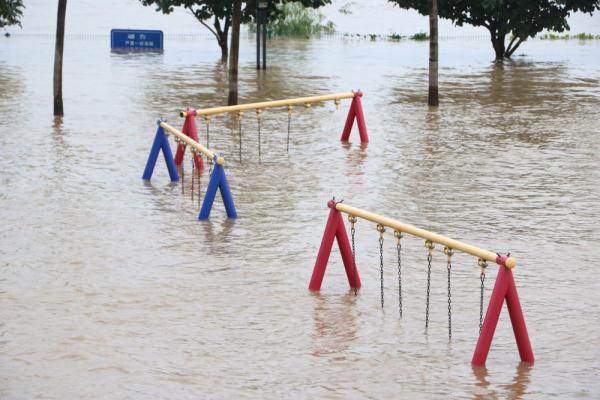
[1,31,600,399]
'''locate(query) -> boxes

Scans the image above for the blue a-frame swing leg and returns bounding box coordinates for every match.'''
[142,120,179,182]
[198,160,237,220]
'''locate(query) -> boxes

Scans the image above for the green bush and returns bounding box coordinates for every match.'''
[410,32,429,41]
[540,32,599,40]
[388,33,404,41]
[574,32,594,40]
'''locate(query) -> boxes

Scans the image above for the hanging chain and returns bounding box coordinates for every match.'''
[180,140,185,195]
[349,215,358,295]
[205,116,213,174]
[377,224,386,308]
[287,105,292,153]
[205,116,211,149]
[256,109,262,160]
[478,258,488,333]
[425,240,434,328]
[444,246,454,340]
[394,230,403,317]
[238,111,243,163]
[190,156,195,201]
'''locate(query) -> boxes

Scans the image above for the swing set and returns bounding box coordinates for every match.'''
[142,90,369,219]
[177,90,368,164]
[142,119,237,220]
[309,199,534,366]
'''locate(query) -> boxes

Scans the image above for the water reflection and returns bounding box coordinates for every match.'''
[0,63,24,115]
[472,362,533,400]
[310,292,359,358]
[142,180,181,214]
[343,142,368,182]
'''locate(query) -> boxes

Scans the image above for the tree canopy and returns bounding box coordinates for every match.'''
[0,0,24,28]
[388,0,600,59]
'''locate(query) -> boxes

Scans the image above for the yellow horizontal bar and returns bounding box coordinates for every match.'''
[159,121,225,165]
[183,91,356,117]
[335,203,516,269]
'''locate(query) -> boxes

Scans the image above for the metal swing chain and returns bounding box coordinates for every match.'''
[478,258,488,333]
[287,105,293,153]
[349,215,358,296]
[191,156,195,201]
[256,110,262,160]
[205,116,213,174]
[425,240,434,328]
[394,230,403,317]
[444,246,454,340]
[181,143,185,195]
[377,224,386,308]
[205,116,211,149]
[238,111,243,163]
[173,136,185,195]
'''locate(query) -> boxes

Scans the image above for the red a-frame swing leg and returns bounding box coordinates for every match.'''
[174,109,204,170]
[309,200,361,291]
[340,91,369,143]
[472,256,534,366]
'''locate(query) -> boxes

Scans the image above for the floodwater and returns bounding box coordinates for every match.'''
[2,4,600,400]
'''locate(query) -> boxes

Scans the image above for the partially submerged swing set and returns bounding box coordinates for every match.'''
[143,90,368,219]
[142,120,237,220]
[142,91,534,366]
[309,199,534,366]
[179,90,369,163]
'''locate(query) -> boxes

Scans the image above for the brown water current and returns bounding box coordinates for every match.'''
[1,35,600,398]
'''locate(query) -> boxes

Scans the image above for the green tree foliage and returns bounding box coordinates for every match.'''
[0,0,24,28]
[139,1,331,62]
[388,0,600,59]
[139,0,234,62]
[249,2,335,37]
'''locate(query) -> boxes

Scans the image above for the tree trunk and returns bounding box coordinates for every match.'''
[428,0,439,106]
[228,0,242,106]
[491,33,506,61]
[220,39,228,63]
[53,0,67,116]
[216,17,230,64]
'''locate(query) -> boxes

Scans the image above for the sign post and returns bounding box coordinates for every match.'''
[256,2,268,69]
[110,29,163,51]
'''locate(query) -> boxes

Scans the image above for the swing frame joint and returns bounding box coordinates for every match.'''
[214,153,225,165]
[327,198,341,209]
[180,108,197,118]
[496,254,517,269]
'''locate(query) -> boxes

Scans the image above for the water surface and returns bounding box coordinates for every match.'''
[1,12,600,400]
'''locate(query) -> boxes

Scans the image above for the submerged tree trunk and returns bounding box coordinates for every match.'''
[228,0,242,106]
[215,16,230,64]
[491,32,506,61]
[489,27,526,60]
[53,0,67,116]
[220,39,228,63]
[428,0,438,106]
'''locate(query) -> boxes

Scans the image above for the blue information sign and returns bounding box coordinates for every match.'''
[110,29,163,50]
